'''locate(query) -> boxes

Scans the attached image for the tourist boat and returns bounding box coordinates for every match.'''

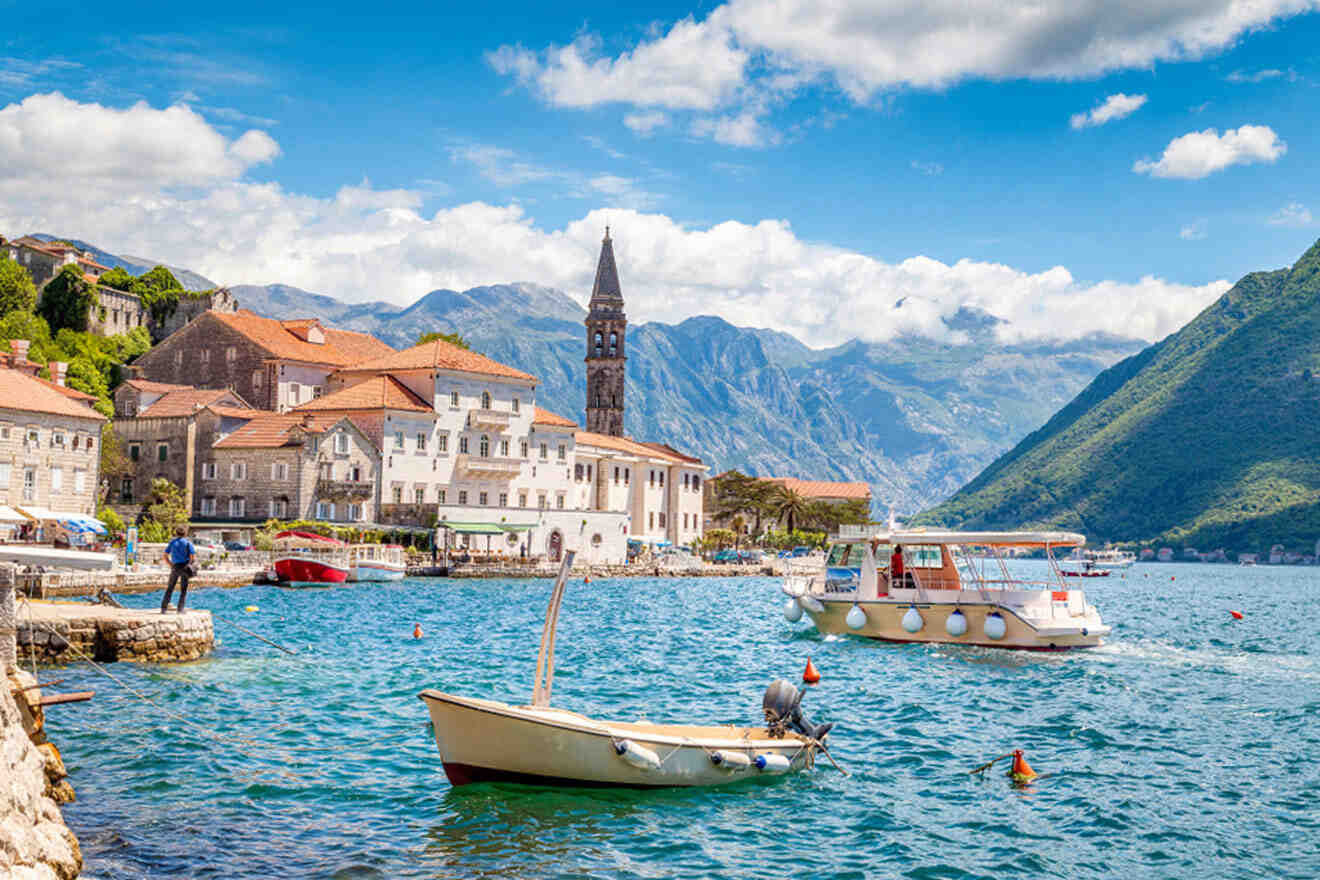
[1059,558,1111,578]
[421,550,832,788]
[348,543,406,582]
[1063,547,1133,571]
[271,530,350,586]
[782,527,1111,650]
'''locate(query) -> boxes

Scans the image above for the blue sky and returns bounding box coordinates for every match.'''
[1,1,1318,346]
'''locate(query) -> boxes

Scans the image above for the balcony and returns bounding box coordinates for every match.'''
[455,453,522,480]
[316,479,374,500]
[468,408,512,430]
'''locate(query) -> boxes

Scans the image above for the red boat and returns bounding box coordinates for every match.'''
[272,530,351,586]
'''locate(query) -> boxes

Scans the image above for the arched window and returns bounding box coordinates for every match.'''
[593,332,604,356]
[608,332,618,356]
[479,434,490,457]
[481,391,491,410]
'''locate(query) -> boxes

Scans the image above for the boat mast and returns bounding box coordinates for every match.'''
[532,549,577,708]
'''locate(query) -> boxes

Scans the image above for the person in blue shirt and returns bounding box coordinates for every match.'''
[161,526,195,613]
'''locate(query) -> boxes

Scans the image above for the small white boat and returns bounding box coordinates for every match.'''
[420,550,833,788]
[0,545,116,571]
[348,544,406,582]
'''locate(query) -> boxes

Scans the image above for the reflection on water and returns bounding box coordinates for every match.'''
[42,563,1320,879]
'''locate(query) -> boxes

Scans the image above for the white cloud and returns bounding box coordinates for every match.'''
[1070,93,1147,129]
[491,1,1320,143]
[623,111,669,135]
[1268,202,1313,226]
[447,143,556,187]
[1133,125,1286,179]
[910,160,944,176]
[0,92,278,188]
[1179,219,1208,240]
[1225,68,1294,83]
[690,109,775,147]
[0,93,1229,349]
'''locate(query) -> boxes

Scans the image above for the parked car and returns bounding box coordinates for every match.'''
[224,541,253,552]
[192,538,224,557]
[739,549,764,564]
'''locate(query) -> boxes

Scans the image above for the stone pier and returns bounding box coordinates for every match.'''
[17,601,215,665]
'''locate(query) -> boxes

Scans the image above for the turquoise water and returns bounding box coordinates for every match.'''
[39,563,1320,879]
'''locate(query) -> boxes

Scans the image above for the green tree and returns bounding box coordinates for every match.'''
[768,486,811,533]
[417,330,470,350]
[99,425,131,502]
[0,257,37,316]
[98,266,135,291]
[37,264,96,333]
[139,478,190,542]
[96,506,125,539]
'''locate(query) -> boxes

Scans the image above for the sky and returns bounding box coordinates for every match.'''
[2,0,1319,348]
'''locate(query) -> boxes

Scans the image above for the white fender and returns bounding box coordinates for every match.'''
[784,598,804,622]
[754,753,792,773]
[799,595,825,614]
[614,739,661,771]
[845,604,867,630]
[781,578,807,598]
[984,612,1007,641]
[710,750,752,770]
[901,606,923,633]
[945,609,968,637]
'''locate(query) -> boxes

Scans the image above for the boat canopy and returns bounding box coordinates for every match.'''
[832,526,1085,548]
[274,530,346,547]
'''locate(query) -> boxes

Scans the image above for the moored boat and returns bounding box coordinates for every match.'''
[348,543,406,582]
[782,527,1111,650]
[272,530,350,586]
[421,550,833,787]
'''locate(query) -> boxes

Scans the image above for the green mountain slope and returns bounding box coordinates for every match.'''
[914,239,1320,552]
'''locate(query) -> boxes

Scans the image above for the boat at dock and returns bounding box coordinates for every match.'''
[272,530,350,586]
[421,550,833,787]
[348,543,406,582]
[782,527,1111,650]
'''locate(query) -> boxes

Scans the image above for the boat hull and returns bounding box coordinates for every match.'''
[420,690,814,788]
[348,562,406,582]
[274,556,349,586]
[804,597,1108,649]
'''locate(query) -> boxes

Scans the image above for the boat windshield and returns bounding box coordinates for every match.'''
[826,542,891,568]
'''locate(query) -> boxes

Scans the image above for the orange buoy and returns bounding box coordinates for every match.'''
[1230,610,1244,620]
[802,656,821,684]
[584,575,592,584]
[413,623,423,639]
[1009,749,1037,783]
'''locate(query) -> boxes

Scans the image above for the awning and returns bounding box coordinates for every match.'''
[15,506,58,521]
[60,514,107,535]
[0,505,26,523]
[439,522,510,535]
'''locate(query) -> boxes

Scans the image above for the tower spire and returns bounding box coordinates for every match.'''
[585,228,627,436]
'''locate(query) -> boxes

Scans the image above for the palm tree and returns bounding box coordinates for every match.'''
[769,486,810,533]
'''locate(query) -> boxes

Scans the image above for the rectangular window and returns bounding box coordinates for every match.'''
[692,476,700,491]
[230,497,245,517]
[336,433,350,454]
[272,462,288,480]
[683,474,690,490]
[201,496,215,515]
[52,432,64,448]
[201,349,210,365]
[450,391,460,408]
[231,462,247,480]
[520,440,529,458]
[624,468,630,485]
[312,386,323,399]
[479,492,488,506]
[574,464,584,481]
[203,462,217,480]
[225,346,236,363]
[649,471,655,487]
[458,491,468,505]
[659,472,665,487]
[50,467,62,493]
[253,370,263,389]
[392,485,403,504]
[350,465,361,481]
[904,545,944,569]
[587,464,593,481]
[499,492,508,507]
[538,493,547,510]
[512,397,520,413]
[26,429,39,448]
[157,443,168,462]
[556,494,564,509]
[319,462,333,480]
[74,469,85,494]
[437,434,448,453]
[557,444,566,461]
[72,435,80,451]
[416,432,427,452]
[349,503,362,521]
[649,512,655,529]
[85,436,94,453]
[613,466,619,484]
[394,431,404,450]
[415,486,425,504]
[0,463,9,485]
[438,489,446,504]
[118,476,131,503]
[271,498,286,518]
[539,443,548,460]
[683,513,688,529]
[290,382,300,401]
[659,512,667,528]
[499,439,509,457]
[519,492,527,507]
[459,436,469,454]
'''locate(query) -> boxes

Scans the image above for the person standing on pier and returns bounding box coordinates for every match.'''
[161,527,195,614]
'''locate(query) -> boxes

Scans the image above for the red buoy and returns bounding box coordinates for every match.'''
[1009,749,1037,783]
[413,623,423,639]
[802,657,821,685]
[1230,610,1244,620]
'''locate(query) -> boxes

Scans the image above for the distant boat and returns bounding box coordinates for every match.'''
[272,531,349,586]
[348,544,406,582]
[1065,548,1134,570]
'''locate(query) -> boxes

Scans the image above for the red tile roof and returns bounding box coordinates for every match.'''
[32,376,97,402]
[761,477,872,500]
[123,379,194,394]
[533,407,577,428]
[336,338,536,382]
[0,368,106,421]
[574,430,702,465]
[293,375,431,413]
[208,310,395,366]
[140,388,244,418]
[214,412,356,449]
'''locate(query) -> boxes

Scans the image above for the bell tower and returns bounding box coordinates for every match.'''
[585,227,626,436]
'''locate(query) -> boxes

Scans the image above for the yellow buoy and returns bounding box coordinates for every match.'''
[244,605,259,613]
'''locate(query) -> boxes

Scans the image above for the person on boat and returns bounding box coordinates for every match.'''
[160,526,195,614]
[890,544,907,589]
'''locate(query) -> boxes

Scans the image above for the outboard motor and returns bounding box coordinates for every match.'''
[762,678,833,742]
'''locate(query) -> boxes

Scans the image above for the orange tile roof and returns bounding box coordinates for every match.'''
[214,412,353,449]
[0,368,106,421]
[209,310,395,366]
[574,430,702,465]
[293,375,431,413]
[533,407,577,428]
[123,379,194,394]
[207,405,265,419]
[139,388,243,418]
[336,337,536,382]
[761,477,872,500]
[32,376,97,402]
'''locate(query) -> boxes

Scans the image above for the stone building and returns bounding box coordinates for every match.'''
[201,412,380,530]
[2,235,108,288]
[109,384,257,515]
[703,473,872,535]
[585,227,627,437]
[0,366,106,532]
[130,310,395,411]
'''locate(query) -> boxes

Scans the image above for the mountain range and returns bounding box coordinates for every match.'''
[915,238,1320,551]
[27,232,1145,512]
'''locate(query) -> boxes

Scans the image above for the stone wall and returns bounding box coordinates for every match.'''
[156,288,237,338]
[0,407,103,520]
[88,285,149,336]
[111,412,197,508]
[133,314,276,409]
[17,606,214,664]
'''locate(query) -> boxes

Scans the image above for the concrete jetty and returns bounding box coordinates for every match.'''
[17,601,214,664]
